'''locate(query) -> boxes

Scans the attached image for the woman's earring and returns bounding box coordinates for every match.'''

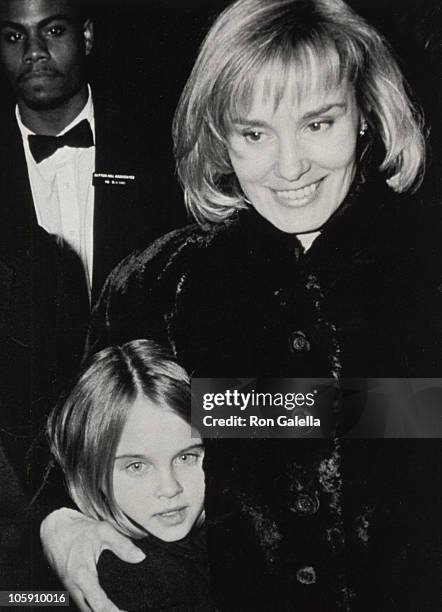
[359,120,368,137]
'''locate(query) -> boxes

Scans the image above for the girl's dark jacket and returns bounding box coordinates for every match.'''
[98,527,210,611]
[90,178,442,612]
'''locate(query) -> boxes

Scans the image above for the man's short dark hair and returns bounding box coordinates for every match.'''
[70,0,95,23]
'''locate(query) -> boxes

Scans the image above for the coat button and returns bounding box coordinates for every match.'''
[290,492,320,515]
[296,566,316,584]
[290,331,310,352]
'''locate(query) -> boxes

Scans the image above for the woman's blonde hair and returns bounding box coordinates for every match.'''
[173,0,426,224]
[48,339,192,539]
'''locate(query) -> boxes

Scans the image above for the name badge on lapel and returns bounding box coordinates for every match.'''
[93,172,136,186]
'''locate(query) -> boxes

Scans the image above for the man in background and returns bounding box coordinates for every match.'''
[0,0,185,304]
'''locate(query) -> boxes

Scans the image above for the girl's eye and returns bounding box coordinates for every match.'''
[126,461,148,474]
[307,120,333,133]
[174,453,200,466]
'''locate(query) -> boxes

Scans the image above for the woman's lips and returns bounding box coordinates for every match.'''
[271,178,324,206]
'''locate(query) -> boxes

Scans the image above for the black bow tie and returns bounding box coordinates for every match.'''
[28,119,94,163]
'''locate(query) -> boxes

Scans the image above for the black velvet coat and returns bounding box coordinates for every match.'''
[90,179,442,611]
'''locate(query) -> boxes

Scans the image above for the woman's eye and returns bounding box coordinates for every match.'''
[307,120,333,133]
[243,130,264,143]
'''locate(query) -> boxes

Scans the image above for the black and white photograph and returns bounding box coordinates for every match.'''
[0,0,441,610]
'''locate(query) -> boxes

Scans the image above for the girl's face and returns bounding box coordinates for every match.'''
[227,69,360,233]
[113,395,205,542]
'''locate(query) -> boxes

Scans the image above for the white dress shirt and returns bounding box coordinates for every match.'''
[17,87,95,297]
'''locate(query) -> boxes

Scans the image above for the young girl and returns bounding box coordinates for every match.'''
[48,339,209,611]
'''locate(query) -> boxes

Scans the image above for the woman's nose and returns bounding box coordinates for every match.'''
[275,137,311,182]
[24,34,50,63]
[155,467,184,499]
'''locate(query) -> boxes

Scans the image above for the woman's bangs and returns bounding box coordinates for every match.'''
[219,71,256,136]
[278,39,351,107]
[223,37,350,129]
